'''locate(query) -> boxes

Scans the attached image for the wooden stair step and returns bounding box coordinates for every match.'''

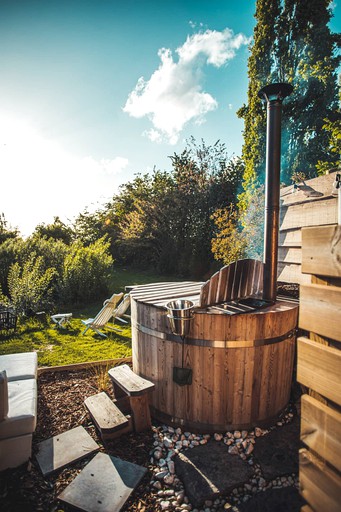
[84,392,129,435]
[108,364,155,396]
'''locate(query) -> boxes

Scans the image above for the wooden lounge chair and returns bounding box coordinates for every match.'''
[82,293,125,337]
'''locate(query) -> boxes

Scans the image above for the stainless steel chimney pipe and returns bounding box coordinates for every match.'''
[258,83,293,303]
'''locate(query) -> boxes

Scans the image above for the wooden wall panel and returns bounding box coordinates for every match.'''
[302,225,341,277]
[299,449,341,512]
[281,173,336,207]
[278,247,302,264]
[300,394,341,472]
[277,263,311,285]
[297,337,341,406]
[299,284,341,341]
[278,172,338,284]
[279,228,302,247]
[280,199,337,231]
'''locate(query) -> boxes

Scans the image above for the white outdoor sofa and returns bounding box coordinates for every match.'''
[0,352,38,471]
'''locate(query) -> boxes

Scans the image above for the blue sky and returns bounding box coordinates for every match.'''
[0,1,340,236]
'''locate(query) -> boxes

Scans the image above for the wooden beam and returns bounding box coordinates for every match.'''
[297,337,341,405]
[37,356,132,376]
[301,225,341,277]
[299,448,341,512]
[301,394,341,472]
[299,284,341,342]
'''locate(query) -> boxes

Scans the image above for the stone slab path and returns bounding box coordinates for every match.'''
[238,486,305,512]
[58,452,147,512]
[252,416,300,480]
[35,425,100,476]
[174,440,253,508]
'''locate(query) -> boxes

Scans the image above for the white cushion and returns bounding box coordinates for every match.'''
[0,370,8,420]
[0,352,38,381]
[0,379,37,439]
[0,433,33,470]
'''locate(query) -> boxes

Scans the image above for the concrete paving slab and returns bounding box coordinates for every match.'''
[35,425,100,476]
[238,486,305,512]
[174,440,253,508]
[253,417,300,480]
[58,452,147,512]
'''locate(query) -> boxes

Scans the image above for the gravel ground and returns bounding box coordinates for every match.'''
[0,369,301,512]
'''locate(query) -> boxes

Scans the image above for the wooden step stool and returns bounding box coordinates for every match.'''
[84,392,132,440]
[108,364,155,432]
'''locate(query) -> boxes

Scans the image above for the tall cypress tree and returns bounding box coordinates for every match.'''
[238,0,340,191]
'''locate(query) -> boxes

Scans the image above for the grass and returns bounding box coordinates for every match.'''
[0,266,182,367]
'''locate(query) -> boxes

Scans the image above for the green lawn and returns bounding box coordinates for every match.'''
[0,267,182,367]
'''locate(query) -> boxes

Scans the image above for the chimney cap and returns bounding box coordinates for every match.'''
[258,82,293,103]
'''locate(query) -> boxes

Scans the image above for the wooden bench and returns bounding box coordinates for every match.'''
[84,392,132,440]
[108,364,154,432]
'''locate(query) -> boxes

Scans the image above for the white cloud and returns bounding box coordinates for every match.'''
[123,28,250,144]
[0,115,128,236]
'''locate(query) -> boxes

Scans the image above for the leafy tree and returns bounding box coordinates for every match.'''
[73,208,108,246]
[211,185,265,265]
[275,0,340,181]
[33,216,74,244]
[316,115,341,174]
[238,0,340,195]
[106,139,243,277]
[0,213,19,244]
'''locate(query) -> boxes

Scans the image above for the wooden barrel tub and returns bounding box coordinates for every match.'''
[130,282,298,433]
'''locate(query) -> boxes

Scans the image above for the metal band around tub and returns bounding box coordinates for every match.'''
[136,323,297,348]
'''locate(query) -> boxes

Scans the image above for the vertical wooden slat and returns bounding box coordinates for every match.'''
[297,337,341,405]
[300,394,341,472]
[302,225,341,277]
[299,449,341,512]
[216,266,229,304]
[299,283,341,342]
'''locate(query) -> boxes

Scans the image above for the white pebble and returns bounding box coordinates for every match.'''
[255,427,263,437]
[245,443,254,455]
[164,474,175,485]
[228,445,239,455]
[214,433,223,441]
[160,500,171,510]
[156,470,168,480]
[154,450,163,460]
[168,460,175,474]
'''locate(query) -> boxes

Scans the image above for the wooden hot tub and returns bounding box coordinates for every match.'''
[130,269,298,433]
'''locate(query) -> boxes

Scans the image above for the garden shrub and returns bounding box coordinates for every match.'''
[7,254,57,316]
[61,237,113,304]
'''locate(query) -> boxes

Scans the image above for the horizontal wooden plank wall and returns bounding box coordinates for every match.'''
[278,172,338,284]
[298,225,341,511]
